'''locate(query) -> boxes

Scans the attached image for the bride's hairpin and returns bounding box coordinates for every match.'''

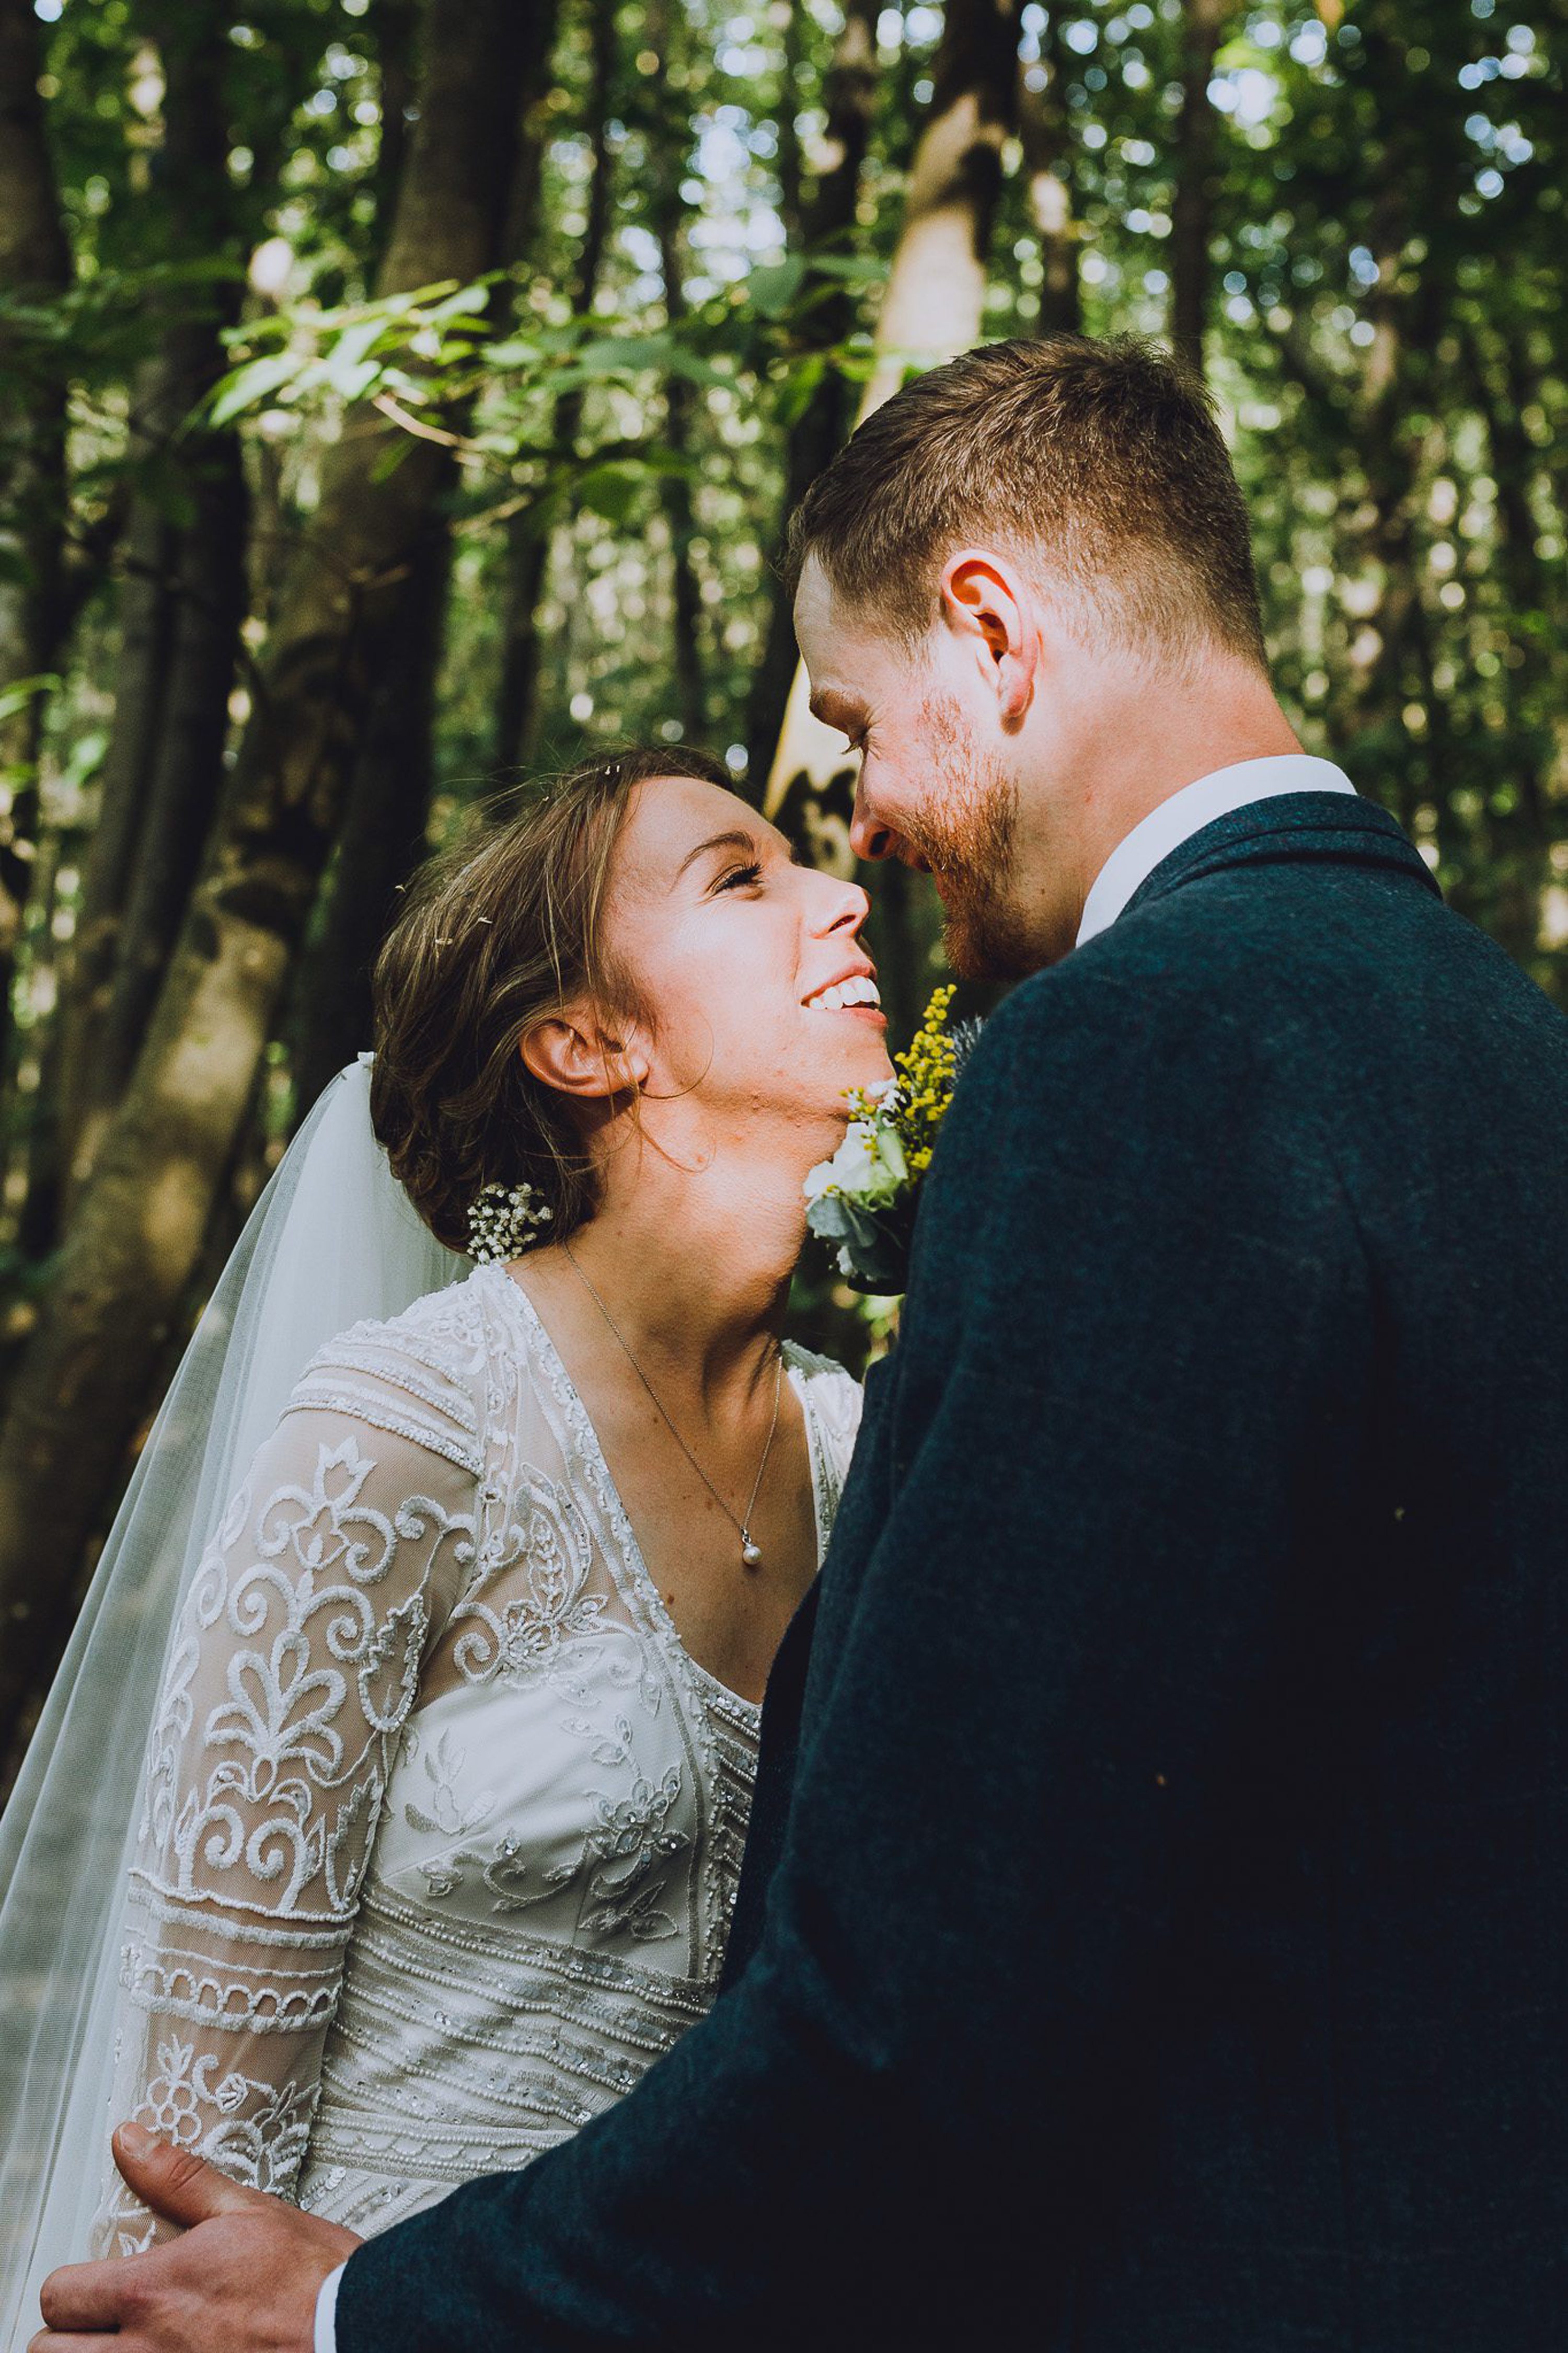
[466,1179,554,1264]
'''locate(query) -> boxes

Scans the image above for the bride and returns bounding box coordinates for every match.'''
[0,743,889,2323]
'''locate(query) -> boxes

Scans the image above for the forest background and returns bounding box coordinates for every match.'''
[0,0,1561,1783]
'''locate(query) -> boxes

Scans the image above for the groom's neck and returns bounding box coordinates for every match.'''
[1042,657,1304,949]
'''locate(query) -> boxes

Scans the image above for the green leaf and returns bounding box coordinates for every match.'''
[370,432,418,486]
[0,675,59,726]
[482,335,547,368]
[747,255,807,320]
[569,334,727,389]
[418,283,492,326]
[638,446,698,480]
[776,350,828,427]
[575,462,645,525]
[60,728,108,791]
[665,345,728,389]
[805,253,886,289]
[208,352,301,426]
[337,360,384,403]
[575,332,678,375]
[325,312,392,374]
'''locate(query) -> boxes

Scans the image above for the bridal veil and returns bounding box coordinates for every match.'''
[0,1058,466,2341]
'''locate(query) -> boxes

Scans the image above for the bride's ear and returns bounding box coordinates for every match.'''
[520,1008,649,1101]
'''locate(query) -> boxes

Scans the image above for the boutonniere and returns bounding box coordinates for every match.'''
[804,984,981,1293]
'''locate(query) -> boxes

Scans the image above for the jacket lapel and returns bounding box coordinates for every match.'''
[1121,791,1442,923]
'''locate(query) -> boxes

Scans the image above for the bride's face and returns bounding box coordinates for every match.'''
[601,775,892,1138]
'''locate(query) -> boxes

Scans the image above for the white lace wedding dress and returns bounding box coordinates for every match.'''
[95,1258,860,2249]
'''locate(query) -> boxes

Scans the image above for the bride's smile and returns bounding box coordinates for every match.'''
[584,770,893,1146]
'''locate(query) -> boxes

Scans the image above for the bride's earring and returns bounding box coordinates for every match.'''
[467,1180,554,1264]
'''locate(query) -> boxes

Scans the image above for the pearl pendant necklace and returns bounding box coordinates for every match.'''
[562,1242,783,1572]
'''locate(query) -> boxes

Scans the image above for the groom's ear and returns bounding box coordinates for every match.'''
[940,551,1037,725]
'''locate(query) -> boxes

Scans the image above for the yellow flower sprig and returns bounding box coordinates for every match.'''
[890,981,957,1175]
[806,983,975,1291]
[842,983,959,1177]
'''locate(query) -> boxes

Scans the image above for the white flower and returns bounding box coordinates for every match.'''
[803,1157,838,1205]
[806,1122,880,1204]
[467,1179,554,1264]
[873,1125,908,1188]
[828,1122,880,1193]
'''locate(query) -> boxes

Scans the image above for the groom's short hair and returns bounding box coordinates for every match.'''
[786,335,1267,668]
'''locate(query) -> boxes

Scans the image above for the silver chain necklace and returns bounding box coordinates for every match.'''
[561,1239,783,1570]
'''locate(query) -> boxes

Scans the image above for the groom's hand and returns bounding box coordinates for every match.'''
[30,2121,360,2352]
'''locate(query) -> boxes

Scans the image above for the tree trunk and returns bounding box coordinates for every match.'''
[12,847,65,1265]
[1330,293,1437,844]
[289,523,451,1105]
[490,502,552,779]
[1267,1,1463,846]
[85,418,248,1137]
[0,0,73,1064]
[1454,318,1559,960]
[492,0,606,774]
[1335,7,1443,816]
[1019,7,1080,337]
[55,3,251,1209]
[644,0,706,742]
[1282,1,1549,959]
[744,0,879,791]
[1463,317,1560,724]
[293,0,556,1092]
[0,0,540,1757]
[53,400,178,1200]
[654,231,706,743]
[1168,0,1227,376]
[765,0,1020,820]
[367,0,421,278]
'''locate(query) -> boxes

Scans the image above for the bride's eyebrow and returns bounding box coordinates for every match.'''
[673,829,765,884]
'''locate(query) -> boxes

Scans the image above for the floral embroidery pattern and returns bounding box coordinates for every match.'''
[99,2037,319,2252]
[581,1761,687,1942]
[449,1469,606,1685]
[98,1267,862,2253]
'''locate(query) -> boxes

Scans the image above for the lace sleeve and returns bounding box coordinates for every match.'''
[94,1337,481,2255]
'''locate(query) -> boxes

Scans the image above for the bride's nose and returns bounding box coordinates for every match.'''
[810,873,872,939]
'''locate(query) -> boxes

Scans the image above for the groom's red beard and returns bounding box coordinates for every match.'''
[909,694,1036,981]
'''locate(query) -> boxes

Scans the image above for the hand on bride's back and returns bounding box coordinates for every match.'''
[32,2122,358,2352]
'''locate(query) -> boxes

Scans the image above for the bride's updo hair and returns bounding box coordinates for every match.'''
[371,744,732,1255]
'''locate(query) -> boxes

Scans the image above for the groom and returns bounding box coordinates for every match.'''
[39,337,1568,2349]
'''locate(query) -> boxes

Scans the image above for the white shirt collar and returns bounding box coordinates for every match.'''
[1074,754,1357,949]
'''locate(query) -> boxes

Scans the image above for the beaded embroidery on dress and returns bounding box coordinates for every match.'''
[96,1260,860,2248]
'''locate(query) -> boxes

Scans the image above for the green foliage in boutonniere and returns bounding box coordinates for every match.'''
[803,985,980,1293]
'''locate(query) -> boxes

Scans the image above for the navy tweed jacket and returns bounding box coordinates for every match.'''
[341,795,1568,2349]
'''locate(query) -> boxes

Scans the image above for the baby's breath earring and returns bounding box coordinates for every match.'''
[466,1179,554,1265]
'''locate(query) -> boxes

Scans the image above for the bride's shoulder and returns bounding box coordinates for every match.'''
[285,1264,495,1472]
[306,1261,491,1371]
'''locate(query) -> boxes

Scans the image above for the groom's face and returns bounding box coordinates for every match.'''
[794,558,1039,981]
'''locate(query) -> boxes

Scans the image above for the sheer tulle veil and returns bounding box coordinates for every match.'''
[0,1057,467,2339]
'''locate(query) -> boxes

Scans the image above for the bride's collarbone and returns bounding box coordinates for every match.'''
[596,1378,819,1703]
[499,1260,817,1700]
